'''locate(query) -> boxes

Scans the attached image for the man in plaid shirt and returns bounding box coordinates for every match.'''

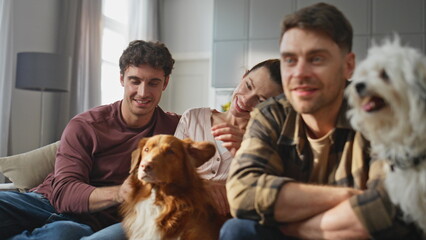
[220,2,422,240]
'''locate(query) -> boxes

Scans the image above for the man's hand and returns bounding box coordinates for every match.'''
[88,185,121,212]
[88,178,133,212]
[118,177,133,203]
[274,182,362,222]
[211,123,245,156]
[280,200,370,240]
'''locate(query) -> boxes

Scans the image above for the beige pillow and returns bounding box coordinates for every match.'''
[0,141,59,192]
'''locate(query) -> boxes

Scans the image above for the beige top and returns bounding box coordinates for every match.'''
[174,107,233,183]
[174,107,232,215]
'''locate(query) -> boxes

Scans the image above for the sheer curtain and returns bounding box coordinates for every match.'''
[128,0,159,41]
[56,0,102,128]
[0,0,13,183]
[0,0,13,159]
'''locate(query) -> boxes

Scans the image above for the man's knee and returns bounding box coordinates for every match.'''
[81,223,126,240]
[220,218,258,240]
[7,221,94,240]
[0,191,20,204]
[220,218,286,240]
[38,221,93,239]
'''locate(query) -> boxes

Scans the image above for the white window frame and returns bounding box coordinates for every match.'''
[101,0,129,104]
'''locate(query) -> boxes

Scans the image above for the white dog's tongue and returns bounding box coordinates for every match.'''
[362,101,375,112]
[362,96,385,112]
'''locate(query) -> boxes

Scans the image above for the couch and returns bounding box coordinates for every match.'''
[0,141,59,192]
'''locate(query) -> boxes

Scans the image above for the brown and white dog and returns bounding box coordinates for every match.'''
[120,135,224,240]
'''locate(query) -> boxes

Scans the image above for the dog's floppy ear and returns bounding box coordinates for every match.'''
[129,138,149,174]
[182,138,216,168]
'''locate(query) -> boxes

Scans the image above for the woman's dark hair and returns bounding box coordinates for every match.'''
[281,2,353,53]
[244,59,282,86]
[119,40,175,76]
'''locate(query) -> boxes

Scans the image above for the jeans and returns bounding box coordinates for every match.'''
[81,223,126,240]
[0,191,93,240]
[220,218,288,240]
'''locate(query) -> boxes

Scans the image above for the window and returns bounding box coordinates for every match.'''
[101,0,129,104]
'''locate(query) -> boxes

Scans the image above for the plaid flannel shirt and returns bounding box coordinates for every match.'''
[227,94,421,239]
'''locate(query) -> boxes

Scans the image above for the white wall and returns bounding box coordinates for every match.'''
[159,0,215,114]
[9,0,60,154]
[160,0,213,57]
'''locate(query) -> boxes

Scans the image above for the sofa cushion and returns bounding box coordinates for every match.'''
[0,141,59,192]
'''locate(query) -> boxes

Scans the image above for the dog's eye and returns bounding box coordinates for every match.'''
[380,69,389,82]
[165,149,174,155]
[144,148,149,152]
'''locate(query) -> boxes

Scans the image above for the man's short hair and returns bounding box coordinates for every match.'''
[281,2,353,53]
[119,40,175,76]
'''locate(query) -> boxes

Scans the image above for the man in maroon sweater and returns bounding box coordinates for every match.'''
[0,40,180,239]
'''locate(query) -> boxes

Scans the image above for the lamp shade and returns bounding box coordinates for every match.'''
[16,52,71,92]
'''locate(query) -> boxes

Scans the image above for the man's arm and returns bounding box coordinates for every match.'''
[88,177,133,212]
[88,186,121,212]
[280,199,370,240]
[274,182,362,222]
[277,159,388,239]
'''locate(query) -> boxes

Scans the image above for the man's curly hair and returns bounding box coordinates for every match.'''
[119,40,175,76]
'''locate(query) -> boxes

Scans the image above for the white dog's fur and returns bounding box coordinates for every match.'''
[346,36,426,233]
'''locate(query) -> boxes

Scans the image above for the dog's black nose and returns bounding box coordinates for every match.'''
[355,82,367,96]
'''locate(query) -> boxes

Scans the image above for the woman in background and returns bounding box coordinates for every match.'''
[174,59,283,216]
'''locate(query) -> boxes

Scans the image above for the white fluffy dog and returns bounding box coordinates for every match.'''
[346,36,426,233]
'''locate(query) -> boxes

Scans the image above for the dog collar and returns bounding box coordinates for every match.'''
[389,153,426,171]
